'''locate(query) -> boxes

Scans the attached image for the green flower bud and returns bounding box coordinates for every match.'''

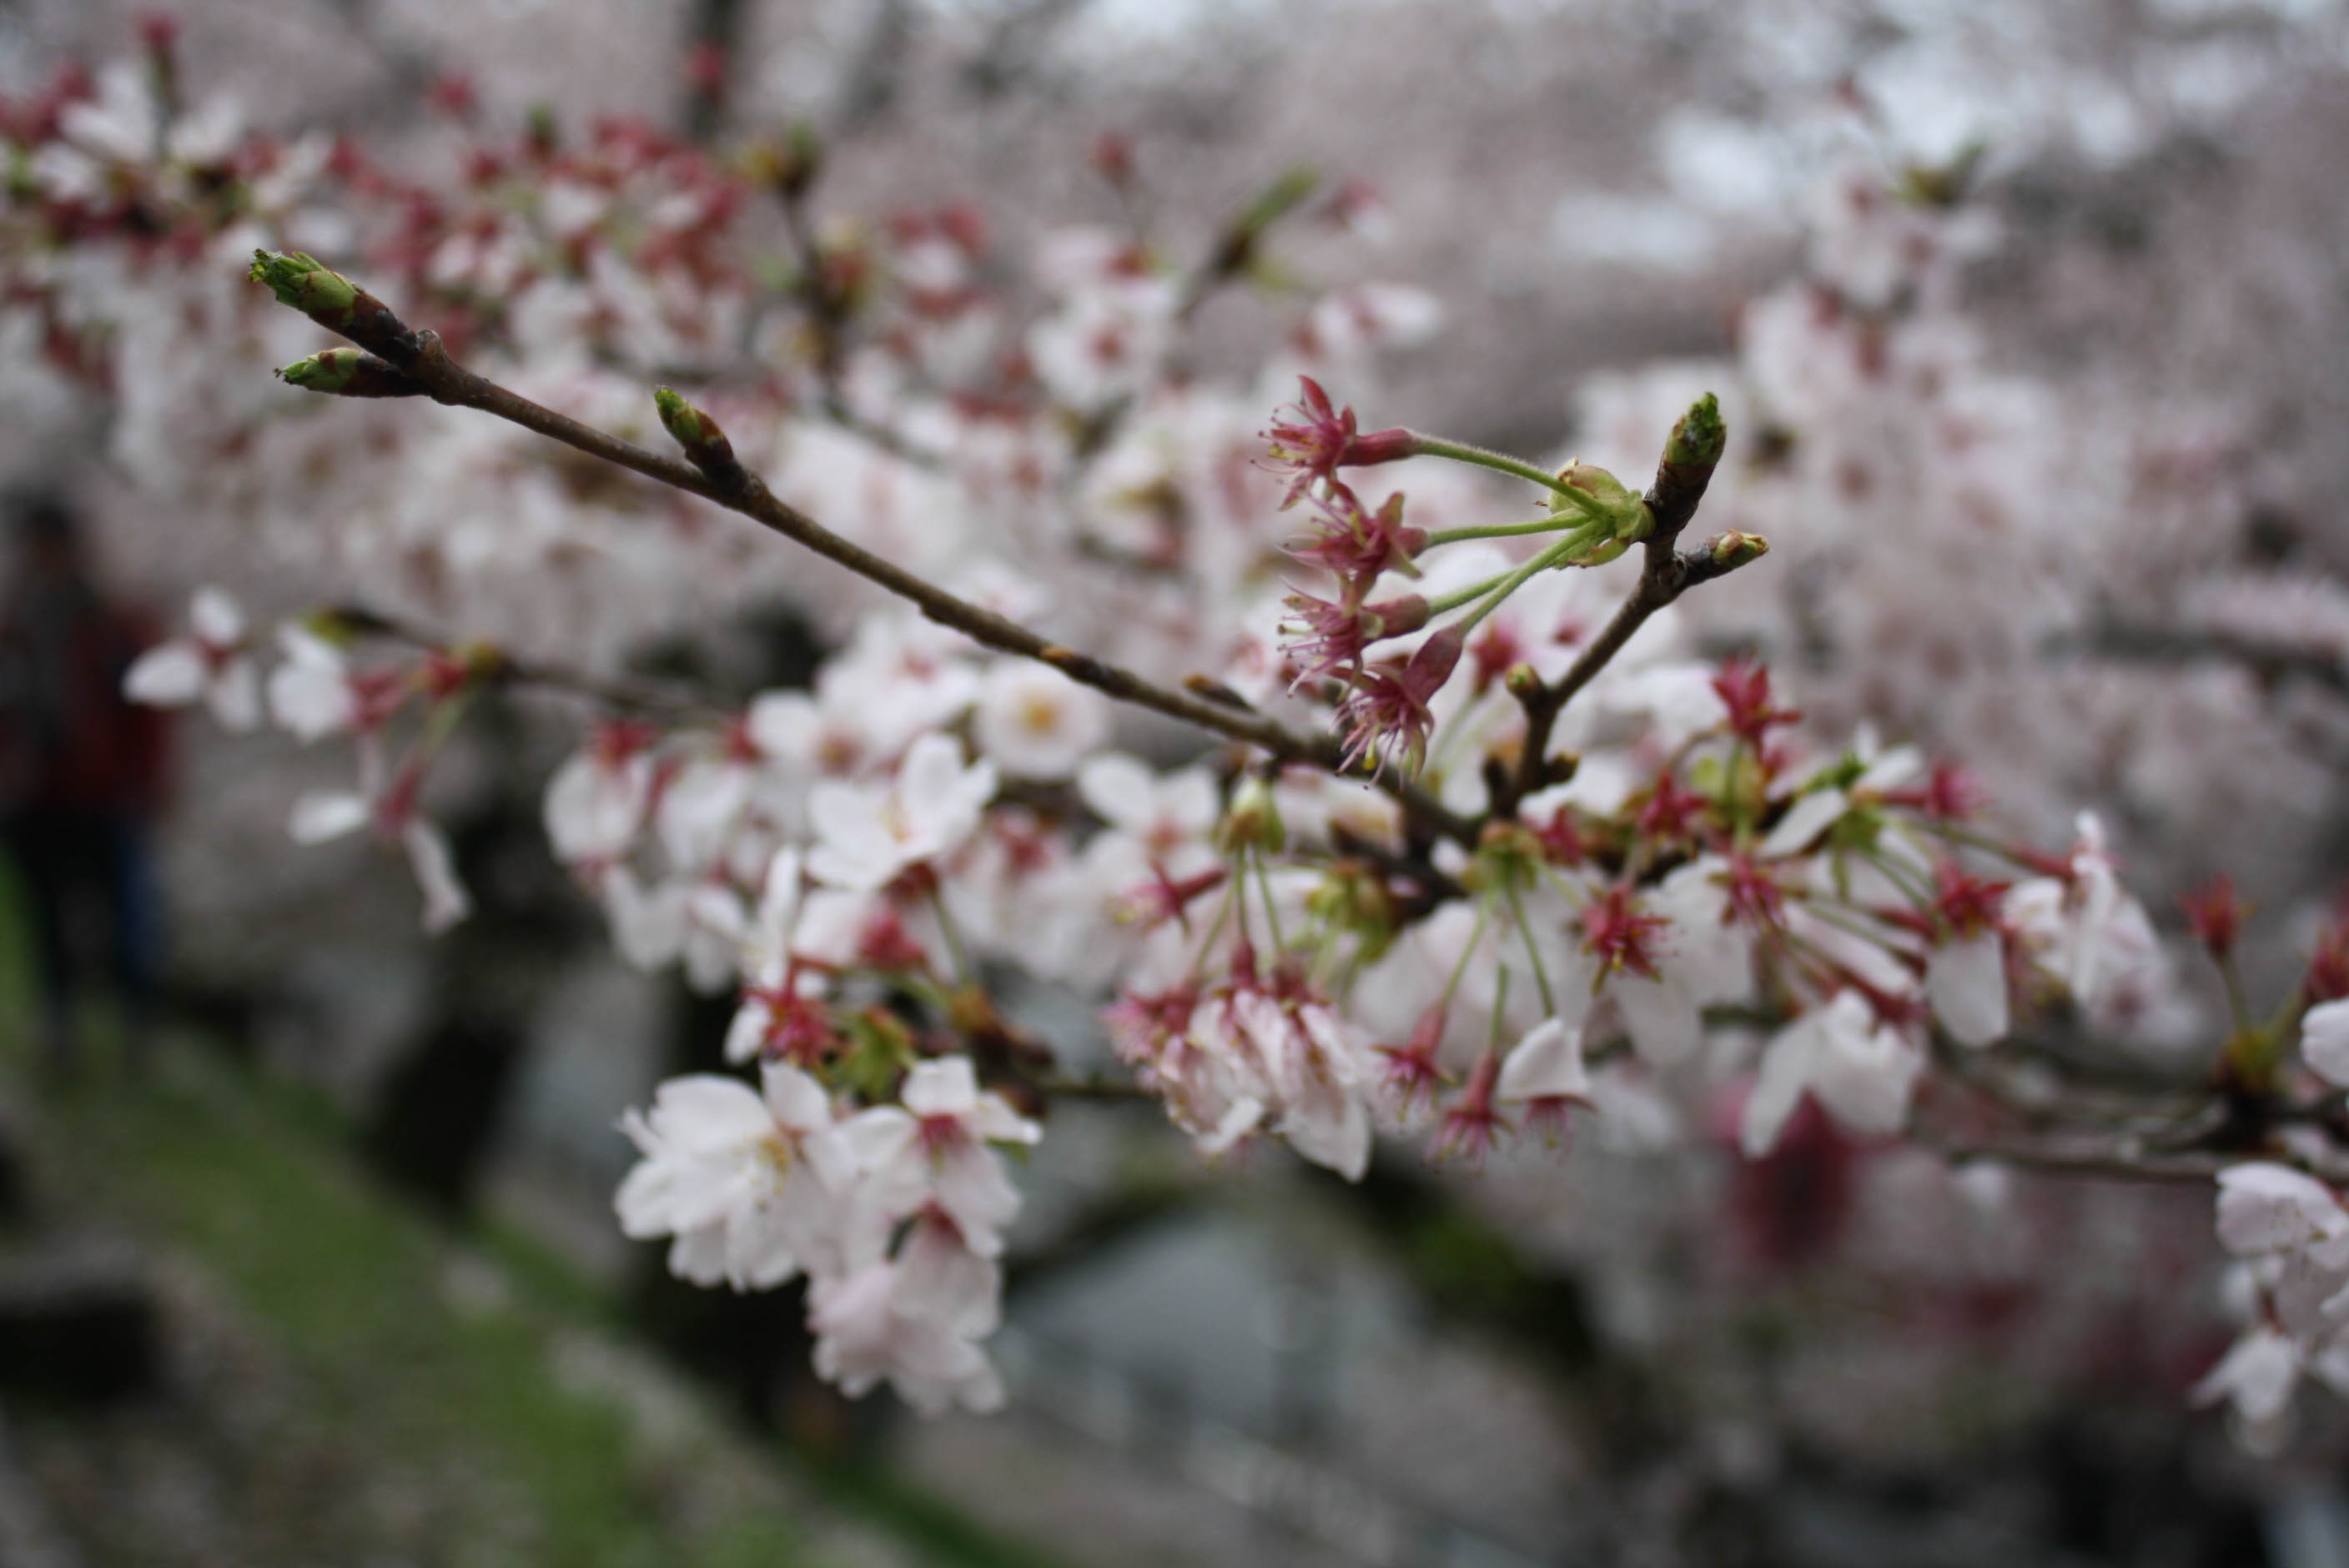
[1218,775,1285,856]
[278,347,361,392]
[2221,1023,2281,1098]
[274,346,423,399]
[654,386,702,444]
[249,249,356,322]
[653,386,737,469]
[1663,392,1727,470]
[1707,530,1770,569]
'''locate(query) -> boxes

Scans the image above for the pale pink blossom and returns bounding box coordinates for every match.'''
[807,1235,1007,1416]
[2214,1163,2349,1257]
[1496,1018,1592,1107]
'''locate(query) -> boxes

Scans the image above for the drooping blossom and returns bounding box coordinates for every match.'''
[1496,1017,1592,1144]
[1741,991,1924,1158]
[1260,375,1415,509]
[1335,626,1462,776]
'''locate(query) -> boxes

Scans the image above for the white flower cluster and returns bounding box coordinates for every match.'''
[2200,1001,2349,1442]
[616,1051,1037,1414]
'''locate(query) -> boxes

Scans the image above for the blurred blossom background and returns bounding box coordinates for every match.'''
[2,0,2348,1563]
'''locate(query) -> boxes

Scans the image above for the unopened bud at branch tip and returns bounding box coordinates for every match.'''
[248,249,356,322]
[1665,392,1727,470]
[654,387,736,467]
[1707,530,1769,569]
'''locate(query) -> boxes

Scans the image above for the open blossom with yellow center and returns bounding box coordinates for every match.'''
[973,660,1111,780]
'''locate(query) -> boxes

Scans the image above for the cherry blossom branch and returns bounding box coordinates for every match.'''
[1500,396,1761,814]
[254,254,1478,842]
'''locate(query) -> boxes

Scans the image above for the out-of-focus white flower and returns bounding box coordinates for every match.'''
[545,730,657,867]
[266,625,361,741]
[2004,813,2182,1032]
[2215,1163,2349,1257]
[58,62,158,166]
[124,586,261,731]
[401,819,472,935]
[2301,998,2349,1088]
[1741,991,1924,1157]
[1027,277,1178,412]
[1304,284,1444,364]
[1255,992,1376,1181]
[656,753,754,873]
[2192,1325,2302,1427]
[601,863,686,971]
[289,790,370,845]
[1925,928,2008,1048]
[676,877,750,994]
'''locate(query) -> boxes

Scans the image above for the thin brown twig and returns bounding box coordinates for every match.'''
[266,274,1479,843]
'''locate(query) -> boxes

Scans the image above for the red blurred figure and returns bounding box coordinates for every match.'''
[0,492,172,1075]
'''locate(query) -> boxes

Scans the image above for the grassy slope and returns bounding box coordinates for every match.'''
[0,865,1050,1568]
